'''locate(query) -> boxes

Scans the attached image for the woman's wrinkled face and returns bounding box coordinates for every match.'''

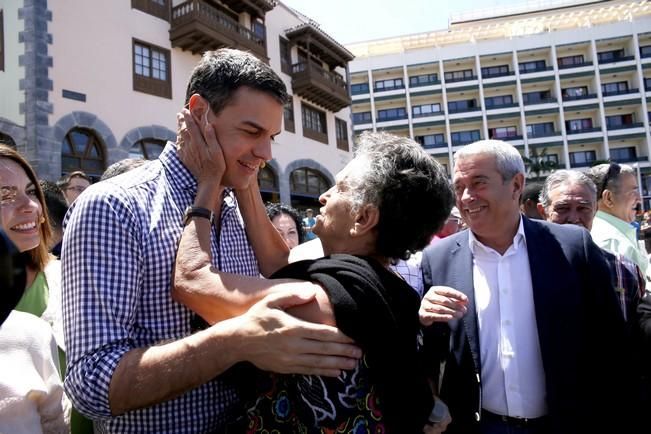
[0,158,42,252]
[272,212,300,249]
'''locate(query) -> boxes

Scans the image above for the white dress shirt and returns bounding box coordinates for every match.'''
[469,218,548,418]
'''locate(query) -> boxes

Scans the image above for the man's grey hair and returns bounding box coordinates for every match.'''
[539,169,597,209]
[454,139,525,181]
[588,163,635,198]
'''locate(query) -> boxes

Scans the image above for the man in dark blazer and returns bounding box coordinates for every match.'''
[420,140,631,434]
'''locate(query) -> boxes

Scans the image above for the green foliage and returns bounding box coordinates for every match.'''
[523,147,558,180]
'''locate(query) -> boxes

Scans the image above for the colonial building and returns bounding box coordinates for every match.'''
[348,0,651,205]
[0,0,354,208]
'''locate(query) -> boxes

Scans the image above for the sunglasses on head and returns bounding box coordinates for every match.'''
[600,163,621,197]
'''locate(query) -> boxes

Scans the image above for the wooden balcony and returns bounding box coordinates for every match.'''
[291,62,350,112]
[170,0,266,58]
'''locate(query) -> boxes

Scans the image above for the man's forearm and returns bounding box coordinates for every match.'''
[109,318,240,415]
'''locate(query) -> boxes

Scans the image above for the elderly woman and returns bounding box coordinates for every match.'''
[173,126,454,432]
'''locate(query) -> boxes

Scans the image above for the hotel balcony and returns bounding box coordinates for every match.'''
[291,62,351,112]
[170,0,267,58]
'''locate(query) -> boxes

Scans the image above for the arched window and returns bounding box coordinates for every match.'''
[290,167,330,209]
[0,132,16,148]
[130,138,165,160]
[257,165,279,203]
[62,128,106,178]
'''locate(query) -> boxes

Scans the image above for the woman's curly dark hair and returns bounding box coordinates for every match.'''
[348,132,454,261]
[265,202,305,245]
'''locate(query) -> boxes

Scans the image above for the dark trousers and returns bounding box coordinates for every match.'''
[480,411,550,434]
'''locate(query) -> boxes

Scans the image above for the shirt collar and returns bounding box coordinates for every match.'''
[468,215,527,256]
[595,210,637,239]
[159,141,236,209]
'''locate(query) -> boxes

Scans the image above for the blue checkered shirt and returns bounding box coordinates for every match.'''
[62,142,259,433]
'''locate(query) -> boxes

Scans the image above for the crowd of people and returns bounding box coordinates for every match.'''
[2,48,651,434]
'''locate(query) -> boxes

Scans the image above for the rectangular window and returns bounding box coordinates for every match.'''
[518,60,546,74]
[480,65,509,78]
[284,96,295,133]
[610,147,637,162]
[522,91,552,104]
[526,122,555,137]
[444,69,474,82]
[569,150,596,166]
[597,49,626,63]
[448,99,477,113]
[351,83,370,95]
[376,107,407,121]
[416,134,446,148]
[279,37,291,75]
[0,10,4,71]
[352,112,372,124]
[601,81,629,96]
[558,54,585,68]
[489,126,517,139]
[562,86,589,99]
[409,73,439,87]
[131,0,170,21]
[542,153,559,164]
[451,130,481,145]
[335,118,349,151]
[132,39,171,99]
[565,118,593,132]
[484,95,514,108]
[606,114,634,128]
[374,78,404,92]
[412,103,441,117]
[641,45,651,58]
[302,103,327,144]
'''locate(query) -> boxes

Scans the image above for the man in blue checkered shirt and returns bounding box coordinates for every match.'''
[61,49,360,433]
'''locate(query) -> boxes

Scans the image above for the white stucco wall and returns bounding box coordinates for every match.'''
[49,0,197,143]
[0,0,25,126]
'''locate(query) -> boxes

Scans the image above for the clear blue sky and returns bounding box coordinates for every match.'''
[281,0,533,44]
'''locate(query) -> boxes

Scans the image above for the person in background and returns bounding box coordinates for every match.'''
[0,145,64,353]
[302,208,317,241]
[266,202,304,249]
[39,180,68,259]
[589,163,650,281]
[419,139,630,434]
[100,158,148,182]
[0,146,70,433]
[57,171,90,205]
[519,181,543,219]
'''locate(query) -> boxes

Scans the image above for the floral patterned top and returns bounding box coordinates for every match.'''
[243,356,386,433]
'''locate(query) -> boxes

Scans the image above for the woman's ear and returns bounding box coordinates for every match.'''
[350,204,380,237]
[188,94,210,124]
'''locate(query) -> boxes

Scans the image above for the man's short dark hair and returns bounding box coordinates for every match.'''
[101,158,148,181]
[184,48,288,115]
[266,203,305,244]
[521,182,543,205]
[350,132,454,260]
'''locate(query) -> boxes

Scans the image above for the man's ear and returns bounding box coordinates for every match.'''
[188,94,210,123]
[601,189,615,209]
[537,203,548,220]
[512,173,525,200]
[350,204,380,237]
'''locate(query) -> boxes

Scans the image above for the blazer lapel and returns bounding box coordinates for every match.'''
[450,231,481,370]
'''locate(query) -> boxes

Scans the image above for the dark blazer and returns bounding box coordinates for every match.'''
[422,217,631,434]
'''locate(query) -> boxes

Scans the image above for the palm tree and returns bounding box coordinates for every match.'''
[523,147,558,180]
